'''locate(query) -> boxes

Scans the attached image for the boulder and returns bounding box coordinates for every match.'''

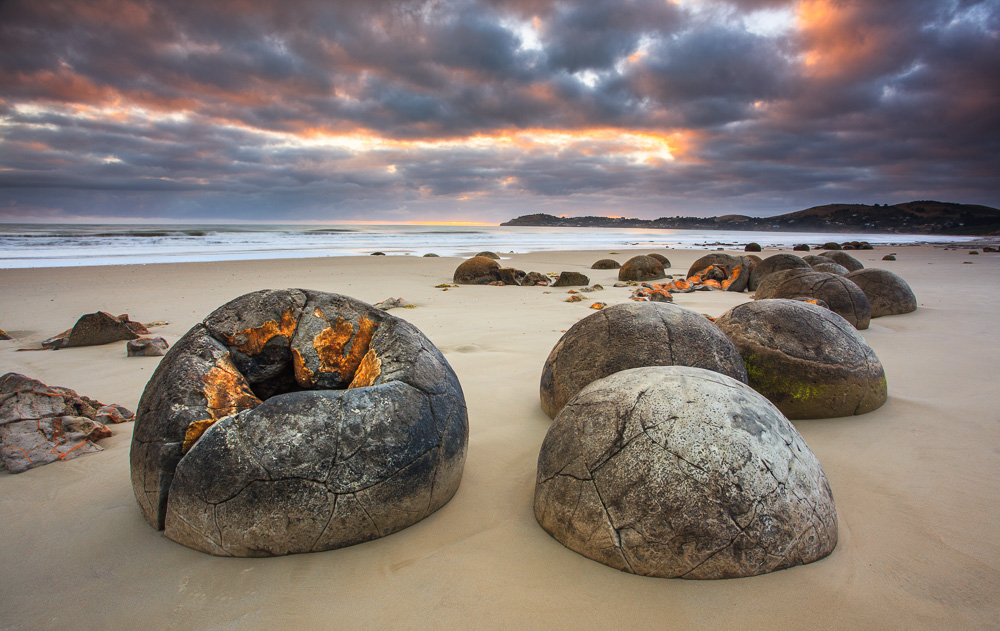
[423,253,439,257]
[534,366,838,578]
[793,244,810,252]
[845,269,917,317]
[523,272,549,286]
[618,255,665,282]
[821,242,842,250]
[497,267,526,285]
[882,254,896,261]
[755,269,871,329]
[744,242,762,252]
[0,373,132,473]
[647,253,670,267]
[539,302,747,419]
[686,253,739,279]
[127,337,170,357]
[715,299,887,418]
[475,251,500,260]
[453,256,500,284]
[64,311,148,347]
[686,253,752,292]
[591,259,621,270]
[821,251,864,272]
[552,271,590,287]
[802,255,829,266]
[130,289,468,556]
[811,261,850,276]
[747,254,810,291]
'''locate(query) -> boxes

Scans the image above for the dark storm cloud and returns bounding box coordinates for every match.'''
[0,0,997,221]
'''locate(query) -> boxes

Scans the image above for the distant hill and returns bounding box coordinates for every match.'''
[501,201,1000,235]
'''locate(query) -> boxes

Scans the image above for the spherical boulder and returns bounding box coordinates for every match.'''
[755,269,871,329]
[821,242,841,250]
[686,253,752,292]
[475,251,501,260]
[793,244,810,252]
[591,259,621,270]
[802,255,829,266]
[130,289,468,557]
[811,261,850,276]
[715,299,887,419]
[539,302,747,419]
[744,242,762,252]
[618,255,665,282]
[845,268,917,317]
[820,251,864,272]
[534,366,838,578]
[647,253,671,267]
[453,256,501,284]
[747,254,810,291]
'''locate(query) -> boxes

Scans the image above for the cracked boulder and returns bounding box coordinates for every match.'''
[755,268,871,329]
[845,269,917,317]
[715,299,887,419]
[747,254,811,292]
[539,302,747,419]
[130,289,468,557]
[534,366,838,579]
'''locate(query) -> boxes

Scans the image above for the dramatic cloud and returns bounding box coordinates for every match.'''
[0,0,997,222]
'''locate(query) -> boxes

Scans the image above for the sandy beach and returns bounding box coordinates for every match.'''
[1,244,998,630]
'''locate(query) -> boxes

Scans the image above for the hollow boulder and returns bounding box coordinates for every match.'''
[747,254,810,291]
[534,366,838,578]
[755,269,871,329]
[539,302,747,419]
[618,255,665,282]
[130,289,468,557]
[845,269,917,317]
[715,299,887,419]
[453,256,500,284]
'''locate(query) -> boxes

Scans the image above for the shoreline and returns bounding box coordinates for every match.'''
[1,245,998,629]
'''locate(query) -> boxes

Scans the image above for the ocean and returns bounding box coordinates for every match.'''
[0,223,973,269]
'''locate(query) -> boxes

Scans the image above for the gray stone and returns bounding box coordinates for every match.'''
[755,268,872,329]
[845,268,917,317]
[820,251,864,272]
[747,254,810,291]
[552,271,591,287]
[127,337,170,357]
[715,299,887,419]
[534,366,838,578]
[618,255,665,282]
[811,261,850,276]
[453,256,500,284]
[130,290,468,556]
[744,242,762,252]
[539,302,747,419]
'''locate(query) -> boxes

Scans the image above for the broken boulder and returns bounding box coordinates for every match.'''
[127,337,170,357]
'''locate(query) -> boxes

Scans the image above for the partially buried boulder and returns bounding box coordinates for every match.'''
[130,289,468,557]
[591,259,620,270]
[0,373,133,473]
[747,254,810,292]
[539,302,747,419]
[127,337,170,357]
[686,253,753,292]
[552,271,590,287]
[745,242,762,252]
[618,255,665,282]
[820,251,864,272]
[755,269,871,329]
[534,366,838,578]
[453,256,500,284]
[647,253,670,267]
[51,311,150,348]
[845,268,917,317]
[793,244,810,252]
[475,251,501,260]
[715,299,887,419]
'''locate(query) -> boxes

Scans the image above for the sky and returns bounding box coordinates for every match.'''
[0,0,998,224]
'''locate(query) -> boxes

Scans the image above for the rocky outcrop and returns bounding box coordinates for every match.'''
[127,337,170,357]
[715,299,887,418]
[43,312,151,349]
[0,373,133,473]
[845,269,917,317]
[130,290,467,557]
[539,302,747,419]
[453,256,501,284]
[618,255,666,282]
[534,366,838,578]
[755,269,872,329]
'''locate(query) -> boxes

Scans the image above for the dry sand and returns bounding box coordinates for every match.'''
[1,245,998,630]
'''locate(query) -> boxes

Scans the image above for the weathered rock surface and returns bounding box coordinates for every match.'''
[552,271,591,287]
[882,254,896,261]
[130,289,468,557]
[715,299,887,418]
[453,256,500,284]
[496,267,527,285]
[618,255,666,282]
[811,261,850,276]
[747,254,810,291]
[845,269,917,317]
[0,373,133,473]
[802,255,830,266]
[539,302,747,419]
[534,366,838,578]
[647,253,671,267]
[523,272,550,286]
[127,337,170,357]
[59,311,149,347]
[686,253,740,279]
[821,242,842,250]
[755,269,871,329]
[591,259,621,269]
[821,251,864,272]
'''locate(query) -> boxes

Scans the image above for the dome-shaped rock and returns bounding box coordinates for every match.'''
[715,299,887,419]
[539,302,747,419]
[130,289,468,556]
[747,254,810,291]
[755,269,871,329]
[821,242,842,250]
[591,259,621,269]
[793,244,810,252]
[453,256,501,284]
[686,253,752,292]
[744,242,762,252]
[552,271,591,287]
[811,261,850,276]
[686,253,739,279]
[618,255,666,282]
[647,253,671,267]
[802,255,828,266]
[534,366,838,578]
[475,251,500,260]
[820,251,864,272]
[845,269,917,317]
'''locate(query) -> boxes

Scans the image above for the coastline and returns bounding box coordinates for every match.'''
[1,244,998,630]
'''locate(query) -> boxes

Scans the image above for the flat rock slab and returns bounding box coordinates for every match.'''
[534,366,838,578]
[130,289,468,557]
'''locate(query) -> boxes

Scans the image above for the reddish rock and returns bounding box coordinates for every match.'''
[65,311,142,347]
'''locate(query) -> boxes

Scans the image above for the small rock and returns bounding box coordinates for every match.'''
[96,404,135,424]
[144,320,170,327]
[983,246,997,253]
[127,337,170,357]
[497,267,526,285]
[882,254,896,261]
[821,242,841,250]
[523,272,549,286]
[793,244,810,252]
[566,295,584,303]
[371,252,386,256]
[745,242,762,252]
[592,284,604,290]
[435,283,458,288]
[423,253,439,257]
[969,250,980,255]
[591,259,621,270]
[375,298,417,310]
[589,302,607,310]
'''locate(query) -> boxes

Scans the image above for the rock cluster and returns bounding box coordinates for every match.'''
[747,253,811,291]
[452,257,551,287]
[755,268,872,329]
[130,289,468,557]
[1,373,133,473]
[534,366,838,578]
